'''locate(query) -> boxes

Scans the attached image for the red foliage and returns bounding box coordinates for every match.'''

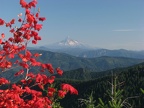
[61,83,78,95]
[10,19,15,24]
[58,90,67,98]
[0,0,78,107]
[39,17,46,22]
[56,67,63,76]
[0,18,5,26]
[0,78,9,85]
[14,69,24,76]
[1,33,5,38]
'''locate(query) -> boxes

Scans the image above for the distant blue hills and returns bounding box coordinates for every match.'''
[30,37,144,59]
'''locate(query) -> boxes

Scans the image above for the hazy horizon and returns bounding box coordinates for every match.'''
[34,36,144,51]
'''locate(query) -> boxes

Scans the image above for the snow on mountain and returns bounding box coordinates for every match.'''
[35,37,96,56]
[30,37,144,59]
[59,37,80,46]
[41,36,91,50]
[57,36,85,47]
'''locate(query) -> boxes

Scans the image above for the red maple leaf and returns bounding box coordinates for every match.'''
[0,18,5,25]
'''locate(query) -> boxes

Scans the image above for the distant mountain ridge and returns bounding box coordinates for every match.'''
[55,62,144,80]
[39,37,91,50]
[78,49,144,59]
[1,50,144,83]
[35,37,94,56]
[28,50,144,72]
[31,37,144,59]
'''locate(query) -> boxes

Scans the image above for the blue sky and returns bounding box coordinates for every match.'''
[0,0,144,50]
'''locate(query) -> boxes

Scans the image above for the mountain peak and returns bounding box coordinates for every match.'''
[59,36,80,47]
[38,37,94,51]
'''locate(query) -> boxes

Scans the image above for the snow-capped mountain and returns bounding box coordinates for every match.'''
[36,37,94,56]
[40,37,92,50]
[33,37,144,59]
[58,36,82,47]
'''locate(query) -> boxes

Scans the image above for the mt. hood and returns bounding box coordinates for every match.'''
[39,37,91,50]
[37,37,92,56]
[36,37,144,59]
[58,36,82,47]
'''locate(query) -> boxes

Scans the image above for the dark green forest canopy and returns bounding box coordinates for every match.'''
[55,62,144,108]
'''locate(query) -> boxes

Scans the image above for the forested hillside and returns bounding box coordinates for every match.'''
[0,61,144,107]
[55,62,144,108]
[31,50,144,71]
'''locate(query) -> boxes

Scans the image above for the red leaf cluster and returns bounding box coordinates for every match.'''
[0,0,78,107]
[0,18,5,26]
[61,83,78,95]
[56,67,63,76]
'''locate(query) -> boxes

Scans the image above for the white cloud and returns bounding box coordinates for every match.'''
[112,29,134,32]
